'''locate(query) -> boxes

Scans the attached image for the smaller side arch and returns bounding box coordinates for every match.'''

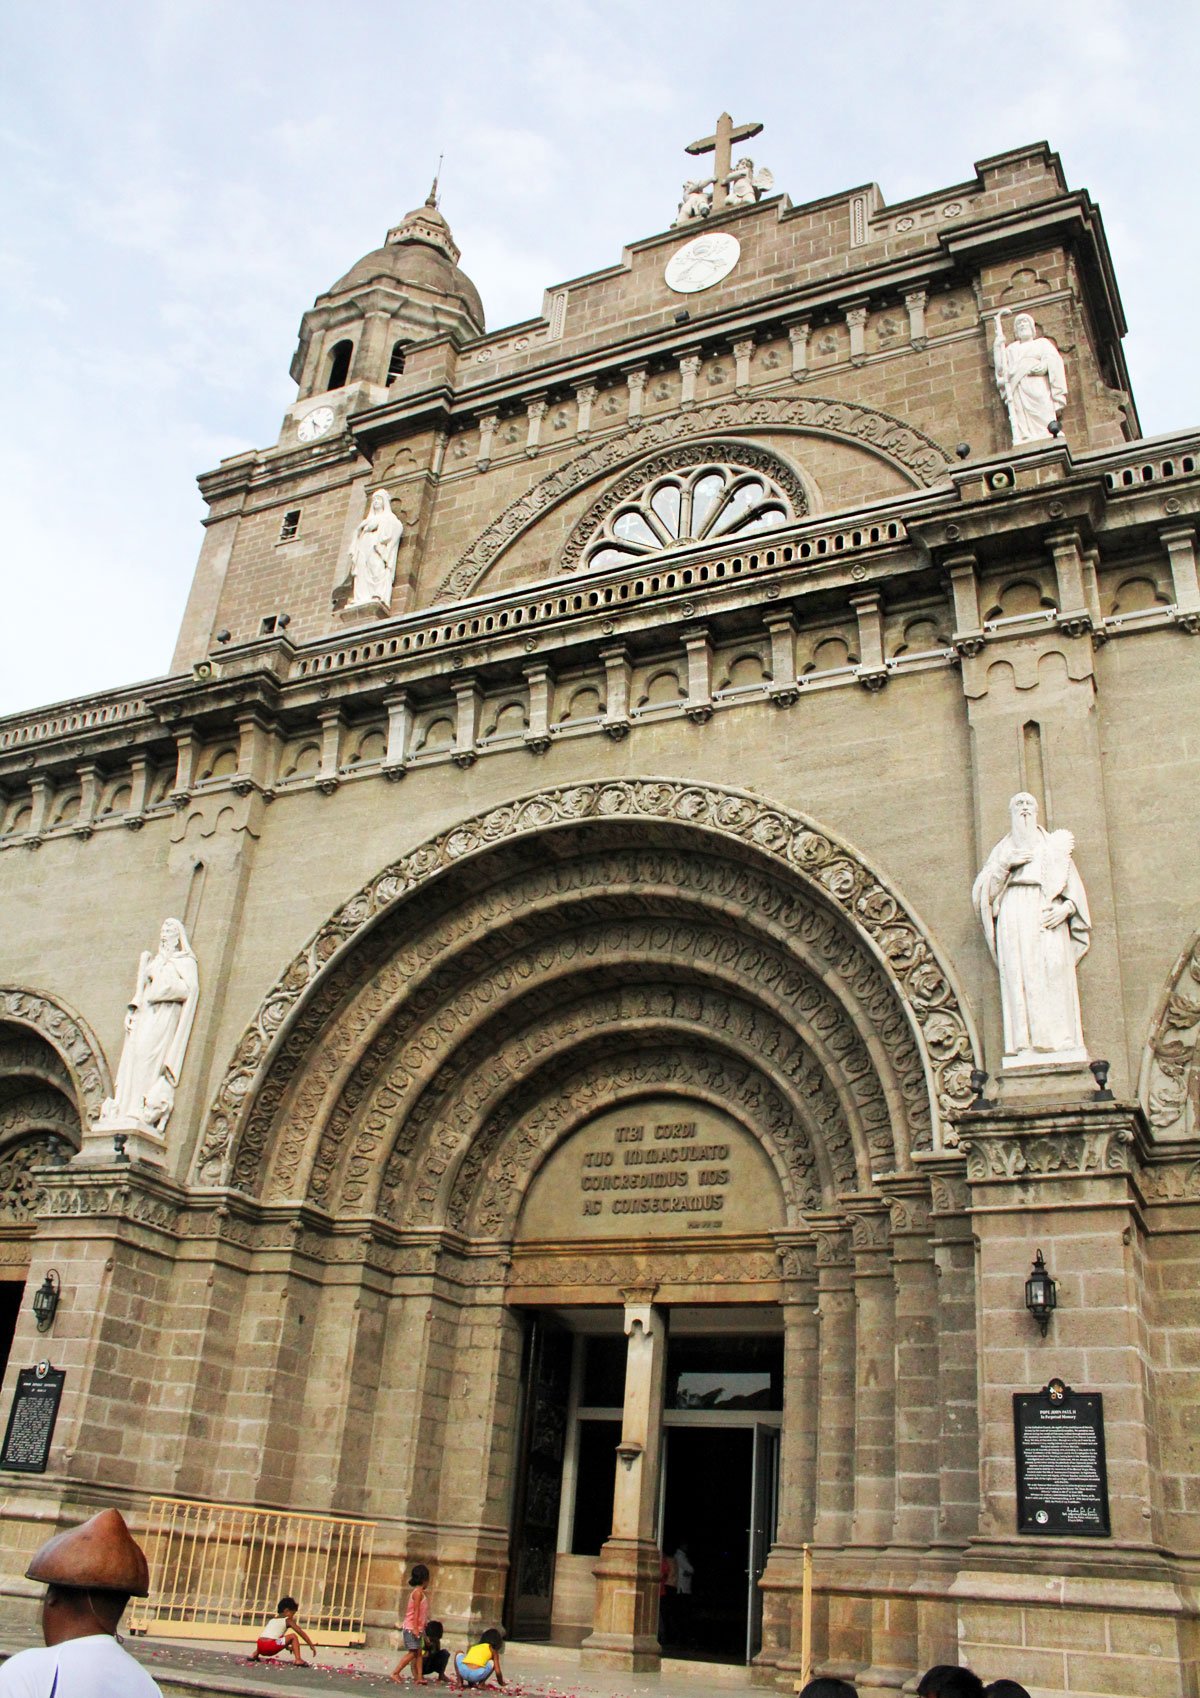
[0,988,111,1123]
[1140,930,1200,1136]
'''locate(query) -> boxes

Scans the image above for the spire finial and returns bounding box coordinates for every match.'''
[427,154,444,208]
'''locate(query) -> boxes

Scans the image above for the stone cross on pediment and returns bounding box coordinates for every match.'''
[686,112,763,212]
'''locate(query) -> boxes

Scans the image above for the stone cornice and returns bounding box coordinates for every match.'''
[951,1099,1151,1186]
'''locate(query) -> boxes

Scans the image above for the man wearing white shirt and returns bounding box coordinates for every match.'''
[0,1509,162,1698]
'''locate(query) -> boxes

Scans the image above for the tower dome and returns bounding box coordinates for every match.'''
[289,185,485,401]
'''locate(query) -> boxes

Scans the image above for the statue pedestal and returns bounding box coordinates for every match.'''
[338,598,390,625]
[994,1057,1095,1104]
[76,1118,167,1167]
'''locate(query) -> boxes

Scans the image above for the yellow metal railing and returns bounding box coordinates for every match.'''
[128,1497,376,1646]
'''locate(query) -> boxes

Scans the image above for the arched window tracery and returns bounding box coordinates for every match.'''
[581,460,798,572]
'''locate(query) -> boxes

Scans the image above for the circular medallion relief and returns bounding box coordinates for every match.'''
[664,232,741,295]
[297,405,335,442]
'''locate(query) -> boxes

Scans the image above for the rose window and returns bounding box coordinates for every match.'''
[583,462,797,572]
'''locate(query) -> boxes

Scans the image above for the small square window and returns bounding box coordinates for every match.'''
[279,509,301,542]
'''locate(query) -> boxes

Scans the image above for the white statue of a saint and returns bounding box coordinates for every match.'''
[992,310,1068,444]
[674,179,712,226]
[972,793,1090,1068]
[98,918,200,1133]
[347,488,403,608]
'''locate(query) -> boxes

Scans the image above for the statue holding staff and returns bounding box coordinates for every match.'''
[98,918,200,1133]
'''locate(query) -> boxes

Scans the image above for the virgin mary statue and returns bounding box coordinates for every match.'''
[99,918,200,1133]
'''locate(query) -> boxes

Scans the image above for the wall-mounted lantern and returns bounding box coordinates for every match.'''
[32,1269,61,1333]
[1024,1249,1057,1336]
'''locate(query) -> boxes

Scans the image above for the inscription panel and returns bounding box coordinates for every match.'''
[516,1097,785,1240]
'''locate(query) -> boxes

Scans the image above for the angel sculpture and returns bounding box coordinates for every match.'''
[674,179,713,226]
[724,157,775,208]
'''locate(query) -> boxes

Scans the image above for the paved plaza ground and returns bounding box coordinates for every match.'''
[118,1636,758,1698]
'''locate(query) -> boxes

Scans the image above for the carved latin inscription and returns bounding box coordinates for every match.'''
[516,1097,786,1240]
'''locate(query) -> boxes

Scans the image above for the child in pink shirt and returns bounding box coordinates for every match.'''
[392,1564,431,1685]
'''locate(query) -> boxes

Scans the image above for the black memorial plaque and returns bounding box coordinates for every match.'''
[1014,1377,1110,1536]
[1,1364,66,1474]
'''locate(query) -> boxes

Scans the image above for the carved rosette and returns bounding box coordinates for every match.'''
[434,397,953,603]
[195,780,979,1188]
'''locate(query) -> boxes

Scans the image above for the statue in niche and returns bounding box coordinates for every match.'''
[674,179,713,225]
[98,919,200,1133]
[992,310,1068,443]
[345,488,403,609]
[724,156,774,207]
[972,793,1091,1067]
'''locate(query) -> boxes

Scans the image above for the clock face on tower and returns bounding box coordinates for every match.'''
[664,232,742,294]
[297,405,335,442]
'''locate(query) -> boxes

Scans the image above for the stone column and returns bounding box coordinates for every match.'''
[600,645,632,740]
[235,709,274,795]
[679,353,701,409]
[845,303,869,366]
[476,411,498,472]
[383,689,411,777]
[126,754,151,820]
[171,726,200,800]
[625,368,648,422]
[581,1291,666,1671]
[760,1240,821,1680]
[1161,524,1200,628]
[525,398,547,457]
[886,1182,940,1548]
[317,706,342,794]
[812,1225,855,1548]
[681,626,714,722]
[764,610,800,706]
[945,551,985,657]
[951,1101,1187,1696]
[523,663,553,754]
[27,774,52,838]
[75,762,100,837]
[905,289,928,348]
[1047,527,1093,634]
[452,679,482,768]
[734,337,755,394]
[574,382,597,439]
[788,319,811,379]
[851,590,888,690]
[848,1208,896,1549]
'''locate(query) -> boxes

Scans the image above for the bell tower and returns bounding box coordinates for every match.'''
[283,184,485,443]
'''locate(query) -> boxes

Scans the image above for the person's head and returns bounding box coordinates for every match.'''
[410,1563,430,1587]
[1013,313,1036,342]
[277,1596,298,1614]
[26,1509,149,1646]
[160,917,188,954]
[481,1630,505,1651]
[426,1620,443,1644]
[917,1668,985,1698]
[985,1683,1032,1698]
[1009,792,1038,830]
[798,1679,857,1698]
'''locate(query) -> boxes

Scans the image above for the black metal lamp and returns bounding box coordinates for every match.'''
[32,1269,61,1333]
[1025,1249,1057,1336]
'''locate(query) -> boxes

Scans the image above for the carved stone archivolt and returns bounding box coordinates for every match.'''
[0,989,110,1123]
[196,781,979,1198]
[433,398,953,603]
[1141,932,1200,1137]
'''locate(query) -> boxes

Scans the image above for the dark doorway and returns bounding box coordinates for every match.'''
[0,1281,25,1385]
[660,1426,754,1661]
[505,1317,573,1640]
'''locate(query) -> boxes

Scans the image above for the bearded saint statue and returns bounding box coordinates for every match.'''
[972,793,1090,1066]
[992,310,1068,444]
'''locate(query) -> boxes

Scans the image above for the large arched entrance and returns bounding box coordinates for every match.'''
[189,780,980,1673]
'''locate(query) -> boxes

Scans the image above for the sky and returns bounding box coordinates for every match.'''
[3,0,1198,717]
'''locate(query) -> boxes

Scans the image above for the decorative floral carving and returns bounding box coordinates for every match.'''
[1138,1160,1200,1202]
[509,1247,778,1289]
[1141,933,1200,1135]
[433,397,952,603]
[0,1129,75,1225]
[197,781,978,1190]
[959,1127,1135,1182]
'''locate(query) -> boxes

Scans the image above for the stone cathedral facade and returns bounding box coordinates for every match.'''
[1,133,1199,1696]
